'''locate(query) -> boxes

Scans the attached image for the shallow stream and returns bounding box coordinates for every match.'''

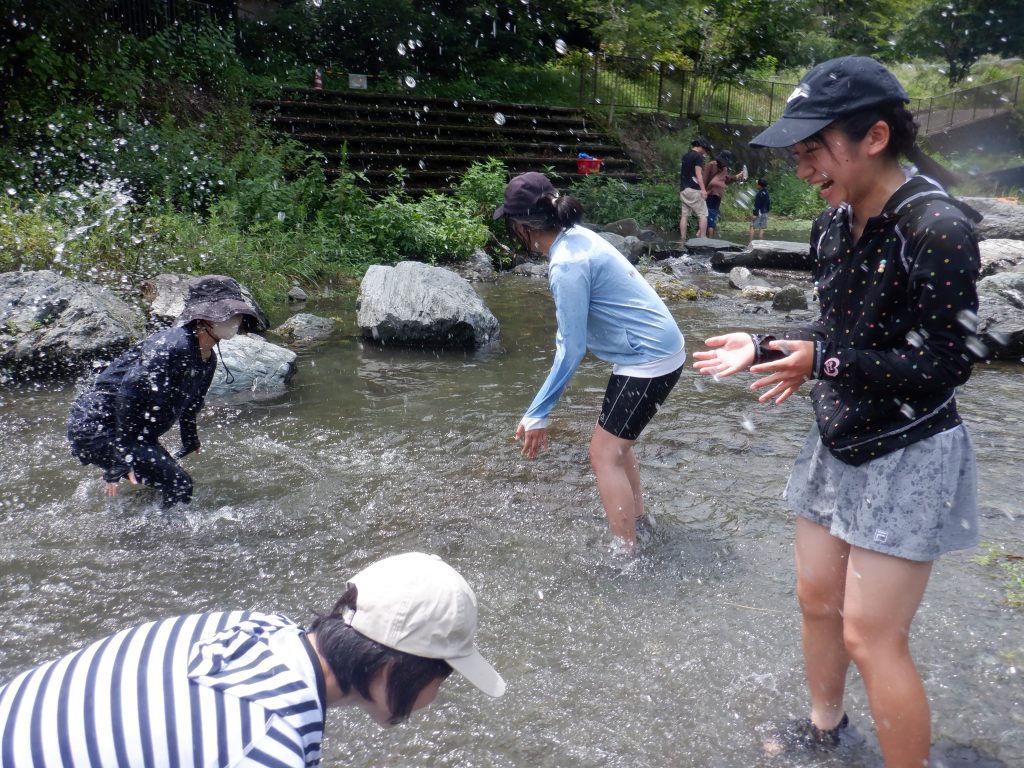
[0,271,1021,767]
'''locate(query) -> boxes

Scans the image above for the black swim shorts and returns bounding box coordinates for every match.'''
[597,366,682,441]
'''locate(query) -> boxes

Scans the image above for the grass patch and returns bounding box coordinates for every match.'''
[976,543,1024,609]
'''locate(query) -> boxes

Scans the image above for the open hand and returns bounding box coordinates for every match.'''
[692,333,756,378]
[748,339,814,404]
[514,423,548,459]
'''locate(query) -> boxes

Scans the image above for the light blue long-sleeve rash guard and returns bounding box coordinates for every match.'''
[522,225,685,429]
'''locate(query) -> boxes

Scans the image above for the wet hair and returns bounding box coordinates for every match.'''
[808,102,959,189]
[308,586,453,723]
[505,192,584,242]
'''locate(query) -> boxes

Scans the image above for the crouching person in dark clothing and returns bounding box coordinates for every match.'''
[67,275,257,507]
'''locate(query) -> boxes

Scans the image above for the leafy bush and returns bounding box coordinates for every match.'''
[569,175,680,231]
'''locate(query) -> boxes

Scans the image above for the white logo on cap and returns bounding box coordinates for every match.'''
[787,84,810,103]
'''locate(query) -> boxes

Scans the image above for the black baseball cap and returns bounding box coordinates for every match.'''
[493,171,557,220]
[750,56,909,148]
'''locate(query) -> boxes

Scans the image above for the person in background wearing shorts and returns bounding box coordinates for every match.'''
[494,172,686,553]
[0,552,505,766]
[703,150,746,238]
[693,56,981,766]
[749,177,770,242]
[679,137,711,245]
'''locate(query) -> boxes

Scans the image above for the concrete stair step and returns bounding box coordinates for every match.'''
[292,132,627,157]
[277,87,583,118]
[268,115,603,142]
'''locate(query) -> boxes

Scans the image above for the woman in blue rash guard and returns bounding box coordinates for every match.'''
[494,172,686,552]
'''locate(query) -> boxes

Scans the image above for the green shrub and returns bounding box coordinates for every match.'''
[569,175,680,231]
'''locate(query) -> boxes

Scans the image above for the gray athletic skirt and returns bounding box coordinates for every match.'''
[784,425,978,562]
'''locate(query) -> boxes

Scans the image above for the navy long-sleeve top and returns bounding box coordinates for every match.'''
[72,326,217,468]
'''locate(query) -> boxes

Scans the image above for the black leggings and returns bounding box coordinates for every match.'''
[128,443,194,507]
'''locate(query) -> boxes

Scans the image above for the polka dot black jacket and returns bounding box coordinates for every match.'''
[764,176,982,465]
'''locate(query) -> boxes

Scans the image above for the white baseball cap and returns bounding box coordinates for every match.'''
[345,552,506,698]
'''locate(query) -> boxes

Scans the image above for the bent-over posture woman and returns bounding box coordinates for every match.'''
[495,172,686,551]
[693,57,981,766]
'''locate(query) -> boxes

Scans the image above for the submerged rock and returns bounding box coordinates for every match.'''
[209,333,297,396]
[274,313,335,342]
[139,273,269,331]
[643,270,713,302]
[0,270,144,382]
[682,237,744,257]
[772,285,809,312]
[357,261,500,348]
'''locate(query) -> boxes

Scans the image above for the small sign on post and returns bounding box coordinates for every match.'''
[348,73,368,90]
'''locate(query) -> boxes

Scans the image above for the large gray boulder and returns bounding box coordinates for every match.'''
[208,333,297,396]
[598,232,645,264]
[602,218,641,237]
[0,270,144,382]
[712,240,812,271]
[976,271,1024,360]
[961,197,1024,240]
[139,273,269,331]
[357,261,500,348]
[978,239,1024,278]
[453,248,498,283]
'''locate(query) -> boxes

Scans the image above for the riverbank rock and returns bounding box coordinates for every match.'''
[357,261,500,348]
[602,218,641,237]
[961,197,1024,240]
[642,270,713,302]
[273,313,335,342]
[287,285,308,303]
[453,248,498,283]
[209,333,297,396]
[659,255,712,275]
[979,239,1024,278]
[683,237,745,257]
[139,273,269,331]
[740,285,776,301]
[712,240,812,271]
[0,270,144,382]
[976,271,1024,360]
[599,232,645,263]
[512,260,548,278]
[772,285,809,312]
[728,267,771,291]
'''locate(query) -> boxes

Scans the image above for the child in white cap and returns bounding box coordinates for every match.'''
[0,552,504,766]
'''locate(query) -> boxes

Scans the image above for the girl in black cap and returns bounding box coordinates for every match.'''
[67,275,257,508]
[693,56,981,765]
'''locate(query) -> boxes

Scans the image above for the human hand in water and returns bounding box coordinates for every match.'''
[749,339,814,404]
[515,423,548,459]
[692,333,756,378]
[104,470,138,497]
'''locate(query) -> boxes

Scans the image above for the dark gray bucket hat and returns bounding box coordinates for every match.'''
[176,275,258,330]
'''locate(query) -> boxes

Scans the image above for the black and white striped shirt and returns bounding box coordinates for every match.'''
[0,611,326,767]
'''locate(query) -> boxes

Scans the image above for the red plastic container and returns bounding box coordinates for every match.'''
[576,157,602,174]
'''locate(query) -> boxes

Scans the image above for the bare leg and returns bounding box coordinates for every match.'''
[589,424,640,546]
[795,518,851,730]
[696,215,708,239]
[844,546,933,767]
[679,211,690,243]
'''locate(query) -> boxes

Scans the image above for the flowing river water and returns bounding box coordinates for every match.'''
[0,270,1021,767]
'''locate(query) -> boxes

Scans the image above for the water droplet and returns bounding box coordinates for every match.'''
[905,330,925,348]
[397,42,407,56]
[740,415,756,433]
[965,336,988,358]
[956,309,979,333]
[277,211,286,222]
[554,39,568,55]
[404,75,417,88]
[493,112,506,125]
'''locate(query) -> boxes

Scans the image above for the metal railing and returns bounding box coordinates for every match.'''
[577,54,1022,132]
[102,0,229,38]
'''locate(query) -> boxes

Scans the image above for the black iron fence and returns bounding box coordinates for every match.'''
[103,0,230,38]
[577,54,1022,133]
